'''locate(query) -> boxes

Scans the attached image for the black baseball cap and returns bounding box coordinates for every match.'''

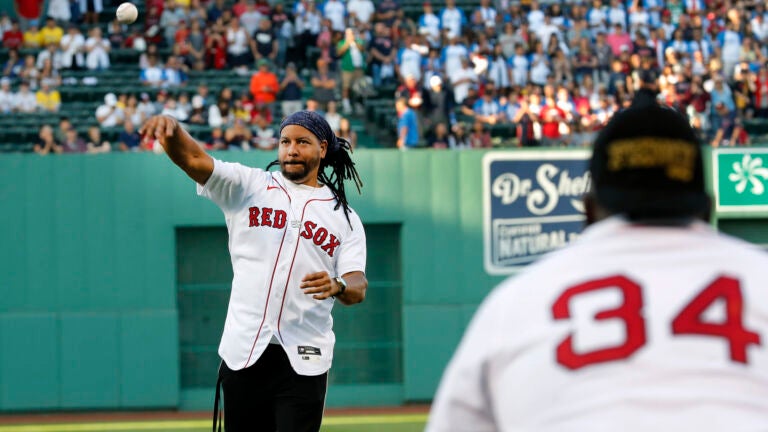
[589,89,708,220]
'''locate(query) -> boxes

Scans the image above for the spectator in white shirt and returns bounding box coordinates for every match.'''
[137,92,156,119]
[607,0,626,29]
[323,0,346,32]
[347,0,375,25]
[36,43,63,71]
[14,82,38,113]
[450,57,479,104]
[527,0,546,29]
[0,78,14,113]
[239,2,263,35]
[140,55,165,87]
[440,0,466,40]
[84,27,110,70]
[226,18,253,69]
[59,25,85,70]
[95,93,124,127]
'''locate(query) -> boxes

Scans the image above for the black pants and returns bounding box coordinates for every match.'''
[218,344,328,432]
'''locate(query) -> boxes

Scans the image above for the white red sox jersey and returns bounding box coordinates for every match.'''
[428,217,768,432]
[197,159,366,375]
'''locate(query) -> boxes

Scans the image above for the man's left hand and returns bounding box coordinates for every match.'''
[300,272,339,300]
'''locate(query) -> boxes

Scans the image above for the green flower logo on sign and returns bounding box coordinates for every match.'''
[728,154,768,195]
[716,150,768,212]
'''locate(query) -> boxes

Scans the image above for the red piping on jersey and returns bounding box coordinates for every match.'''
[276,197,336,343]
[242,174,292,368]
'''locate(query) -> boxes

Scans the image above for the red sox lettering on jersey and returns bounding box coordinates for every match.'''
[248,206,342,257]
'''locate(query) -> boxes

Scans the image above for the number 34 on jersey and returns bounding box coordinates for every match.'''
[552,275,762,370]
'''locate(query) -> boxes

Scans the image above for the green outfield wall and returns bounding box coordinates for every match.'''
[0,148,765,412]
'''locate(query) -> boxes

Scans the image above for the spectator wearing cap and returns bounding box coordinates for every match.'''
[188,95,208,124]
[710,101,748,147]
[96,93,124,127]
[279,62,305,117]
[14,81,37,113]
[249,59,279,105]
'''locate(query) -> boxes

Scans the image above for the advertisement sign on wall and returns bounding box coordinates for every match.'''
[713,149,768,214]
[483,151,591,275]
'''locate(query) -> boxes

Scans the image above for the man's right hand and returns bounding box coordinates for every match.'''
[140,115,179,147]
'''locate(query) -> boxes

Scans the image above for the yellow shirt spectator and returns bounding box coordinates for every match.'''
[40,26,64,46]
[23,28,43,49]
[36,88,61,112]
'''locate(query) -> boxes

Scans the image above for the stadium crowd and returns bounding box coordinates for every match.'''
[0,0,766,153]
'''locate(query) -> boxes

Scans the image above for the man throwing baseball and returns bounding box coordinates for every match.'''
[427,90,768,431]
[141,111,367,432]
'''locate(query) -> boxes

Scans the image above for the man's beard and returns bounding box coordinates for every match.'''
[280,159,320,182]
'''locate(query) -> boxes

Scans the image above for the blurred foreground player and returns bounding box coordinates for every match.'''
[427,90,768,431]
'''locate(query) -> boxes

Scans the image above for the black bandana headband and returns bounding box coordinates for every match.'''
[279,110,340,153]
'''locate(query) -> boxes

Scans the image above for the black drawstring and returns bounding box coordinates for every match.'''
[212,361,223,432]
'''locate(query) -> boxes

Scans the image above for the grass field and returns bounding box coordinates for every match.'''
[0,413,428,432]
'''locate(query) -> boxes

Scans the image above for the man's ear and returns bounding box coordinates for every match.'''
[320,139,328,159]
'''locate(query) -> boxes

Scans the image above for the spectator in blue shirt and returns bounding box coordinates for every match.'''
[396,97,420,149]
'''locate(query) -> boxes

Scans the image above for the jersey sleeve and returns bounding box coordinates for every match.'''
[196,158,266,212]
[426,293,502,432]
[335,209,367,276]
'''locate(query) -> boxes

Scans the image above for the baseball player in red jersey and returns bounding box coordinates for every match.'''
[141,111,367,432]
[427,90,768,431]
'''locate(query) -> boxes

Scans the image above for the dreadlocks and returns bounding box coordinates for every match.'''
[268,110,363,226]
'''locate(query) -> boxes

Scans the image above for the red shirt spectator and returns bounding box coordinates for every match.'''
[3,23,23,49]
[540,98,566,139]
[232,0,248,17]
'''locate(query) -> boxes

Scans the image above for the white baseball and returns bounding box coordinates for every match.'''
[116,2,139,24]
